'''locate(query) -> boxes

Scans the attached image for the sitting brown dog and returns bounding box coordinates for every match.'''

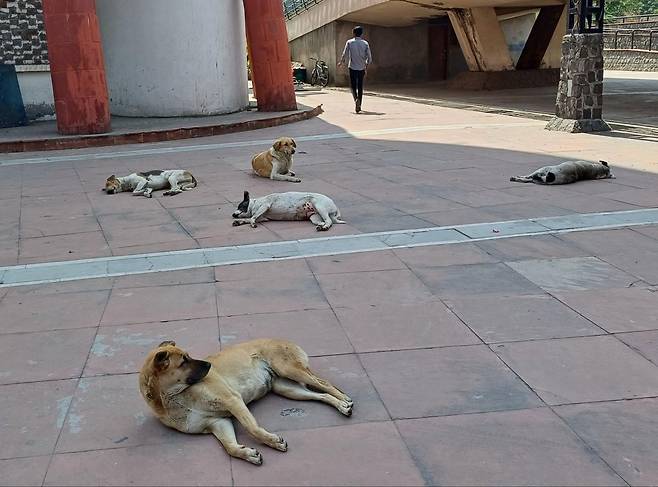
[139,339,353,465]
[251,137,301,182]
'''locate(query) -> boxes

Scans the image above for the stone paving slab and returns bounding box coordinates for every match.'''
[2,91,658,486]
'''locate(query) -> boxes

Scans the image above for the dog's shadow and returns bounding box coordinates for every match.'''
[357,111,386,116]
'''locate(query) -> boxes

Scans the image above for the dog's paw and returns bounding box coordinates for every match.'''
[232,220,241,227]
[240,447,263,465]
[316,225,330,232]
[289,171,295,176]
[270,435,288,452]
[292,178,302,183]
[338,399,353,417]
[250,222,258,228]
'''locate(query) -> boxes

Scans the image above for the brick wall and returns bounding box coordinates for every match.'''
[0,0,48,66]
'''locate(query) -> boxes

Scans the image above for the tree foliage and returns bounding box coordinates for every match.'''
[605,0,658,19]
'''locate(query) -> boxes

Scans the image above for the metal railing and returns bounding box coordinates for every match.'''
[282,0,325,20]
[606,14,658,24]
[604,28,658,51]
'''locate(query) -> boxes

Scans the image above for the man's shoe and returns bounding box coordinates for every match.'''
[355,100,361,113]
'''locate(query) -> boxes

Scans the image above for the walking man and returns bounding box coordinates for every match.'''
[338,26,372,113]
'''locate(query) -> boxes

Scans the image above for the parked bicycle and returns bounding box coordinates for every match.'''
[309,57,329,87]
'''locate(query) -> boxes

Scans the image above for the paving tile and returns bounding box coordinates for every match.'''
[555,288,658,333]
[394,242,498,268]
[475,234,588,261]
[484,201,572,220]
[232,422,424,486]
[0,290,109,333]
[507,257,637,292]
[220,309,352,356]
[414,262,543,297]
[20,215,101,238]
[102,283,216,326]
[492,336,658,405]
[216,276,328,316]
[317,269,435,308]
[45,436,232,486]
[617,330,658,365]
[196,221,281,248]
[104,222,194,249]
[214,258,312,282]
[238,354,389,433]
[84,318,220,376]
[360,345,541,419]
[97,208,175,231]
[556,398,658,486]
[458,219,547,239]
[560,228,658,256]
[350,214,435,233]
[19,231,111,263]
[110,240,199,256]
[397,408,624,487]
[413,207,495,226]
[0,456,51,486]
[0,379,77,458]
[446,294,603,343]
[56,374,179,453]
[0,328,96,384]
[114,267,215,289]
[600,250,658,285]
[335,302,479,352]
[306,249,406,275]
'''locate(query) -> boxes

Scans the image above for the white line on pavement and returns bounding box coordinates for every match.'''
[0,208,656,288]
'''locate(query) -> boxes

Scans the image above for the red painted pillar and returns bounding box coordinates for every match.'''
[43,0,111,135]
[243,0,297,111]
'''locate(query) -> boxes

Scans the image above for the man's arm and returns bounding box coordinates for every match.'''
[338,40,349,66]
[365,43,372,67]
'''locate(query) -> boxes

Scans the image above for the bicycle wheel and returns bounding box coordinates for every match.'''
[310,69,318,86]
[319,66,329,87]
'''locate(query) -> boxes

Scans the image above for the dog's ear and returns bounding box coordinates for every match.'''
[599,160,608,167]
[158,340,176,348]
[243,191,249,201]
[109,175,116,180]
[273,139,283,152]
[291,138,297,148]
[153,350,169,370]
[545,172,556,183]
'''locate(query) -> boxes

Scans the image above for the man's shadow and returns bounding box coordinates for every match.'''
[356,111,386,115]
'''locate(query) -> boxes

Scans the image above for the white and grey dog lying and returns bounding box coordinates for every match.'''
[510,160,614,185]
[104,170,197,198]
[231,191,345,231]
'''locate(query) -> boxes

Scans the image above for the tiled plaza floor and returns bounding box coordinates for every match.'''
[1,90,658,486]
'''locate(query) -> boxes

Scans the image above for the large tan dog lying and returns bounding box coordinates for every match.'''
[139,339,353,465]
[251,137,301,183]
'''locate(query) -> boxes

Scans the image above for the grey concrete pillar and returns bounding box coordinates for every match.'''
[546,33,610,132]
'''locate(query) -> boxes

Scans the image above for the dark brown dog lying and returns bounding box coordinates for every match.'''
[510,160,614,184]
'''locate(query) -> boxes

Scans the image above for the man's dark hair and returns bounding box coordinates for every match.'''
[353,26,363,37]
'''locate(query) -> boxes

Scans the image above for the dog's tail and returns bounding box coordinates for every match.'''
[190,173,198,188]
[510,176,531,183]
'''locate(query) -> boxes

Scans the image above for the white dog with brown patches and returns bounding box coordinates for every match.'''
[231,191,345,231]
[251,137,301,183]
[103,170,197,198]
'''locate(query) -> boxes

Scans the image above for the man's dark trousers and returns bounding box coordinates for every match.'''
[349,68,365,109]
